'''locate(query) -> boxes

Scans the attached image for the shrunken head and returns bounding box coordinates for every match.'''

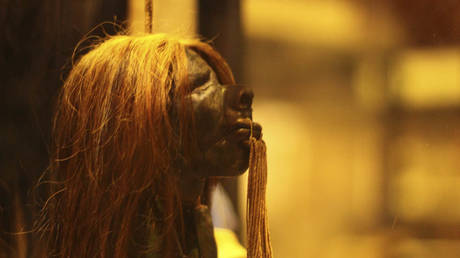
[43,33,262,257]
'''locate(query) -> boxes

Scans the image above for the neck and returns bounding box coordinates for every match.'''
[173,169,218,257]
[177,172,208,256]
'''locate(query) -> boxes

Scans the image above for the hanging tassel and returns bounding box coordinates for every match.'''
[246,125,273,258]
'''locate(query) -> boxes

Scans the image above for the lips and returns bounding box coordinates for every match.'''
[228,118,262,144]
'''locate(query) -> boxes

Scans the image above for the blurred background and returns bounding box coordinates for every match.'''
[3,0,460,257]
[132,1,460,257]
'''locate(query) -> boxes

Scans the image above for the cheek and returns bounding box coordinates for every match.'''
[190,86,226,148]
[187,86,251,176]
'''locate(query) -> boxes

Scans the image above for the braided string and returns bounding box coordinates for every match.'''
[246,122,273,258]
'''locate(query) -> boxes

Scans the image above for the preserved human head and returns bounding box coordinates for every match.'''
[40,33,261,257]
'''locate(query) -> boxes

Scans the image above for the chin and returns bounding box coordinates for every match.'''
[199,139,250,177]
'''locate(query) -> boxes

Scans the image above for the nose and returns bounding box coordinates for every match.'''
[224,85,254,111]
[239,88,254,110]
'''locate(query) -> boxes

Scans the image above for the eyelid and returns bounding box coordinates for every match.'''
[192,82,211,92]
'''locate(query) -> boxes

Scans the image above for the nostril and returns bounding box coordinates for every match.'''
[240,89,254,109]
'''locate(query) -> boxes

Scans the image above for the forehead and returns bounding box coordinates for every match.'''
[186,49,211,74]
[186,49,217,87]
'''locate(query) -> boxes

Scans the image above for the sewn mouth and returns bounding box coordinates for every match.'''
[229,118,262,145]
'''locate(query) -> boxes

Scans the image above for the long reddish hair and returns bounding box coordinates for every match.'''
[38,33,234,257]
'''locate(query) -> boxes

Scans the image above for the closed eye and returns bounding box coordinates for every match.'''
[190,70,211,89]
